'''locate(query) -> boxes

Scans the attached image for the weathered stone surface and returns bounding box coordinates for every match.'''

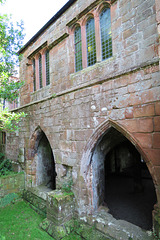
[47,190,75,225]
[40,218,115,240]
[23,189,47,215]
[4,0,160,238]
[83,208,154,240]
[0,172,25,199]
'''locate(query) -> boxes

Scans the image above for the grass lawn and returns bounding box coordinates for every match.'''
[0,200,114,240]
[0,200,54,240]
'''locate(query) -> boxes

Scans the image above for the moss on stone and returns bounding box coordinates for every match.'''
[41,219,67,240]
[49,190,74,201]
[0,192,21,207]
[75,221,114,240]
[40,216,115,240]
[63,219,75,233]
[62,232,82,240]
[0,171,24,179]
[39,218,50,231]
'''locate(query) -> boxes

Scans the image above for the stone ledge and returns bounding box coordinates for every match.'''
[82,207,154,240]
[23,189,47,216]
[0,172,25,198]
[40,218,115,240]
[47,190,75,226]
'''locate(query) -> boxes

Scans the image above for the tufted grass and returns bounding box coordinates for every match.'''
[0,200,113,240]
[0,200,54,240]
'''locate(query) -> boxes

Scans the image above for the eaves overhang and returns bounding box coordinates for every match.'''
[18,0,77,55]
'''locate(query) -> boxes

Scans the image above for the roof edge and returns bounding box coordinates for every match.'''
[18,0,76,55]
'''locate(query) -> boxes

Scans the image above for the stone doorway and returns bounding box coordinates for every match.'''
[36,132,56,190]
[24,128,56,215]
[91,126,157,230]
[29,127,56,190]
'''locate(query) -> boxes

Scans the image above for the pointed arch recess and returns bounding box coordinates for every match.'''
[80,118,156,183]
[28,126,53,159]
[27,126,56,189]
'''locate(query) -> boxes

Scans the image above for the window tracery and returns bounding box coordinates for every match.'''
[31,49,50,92]
[73,2,112,72]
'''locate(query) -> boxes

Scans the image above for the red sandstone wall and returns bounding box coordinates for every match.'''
[19,0,159,105]
[6,0,160,229]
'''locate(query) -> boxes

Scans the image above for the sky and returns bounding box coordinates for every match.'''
[1,0,69,45]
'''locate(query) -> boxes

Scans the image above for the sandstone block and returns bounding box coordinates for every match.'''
[155,102,160,115]
[153,133,160,148]
[133,133,152,148]
[145,149,160,166]
[134,104,155,118]
[154,116,160,131]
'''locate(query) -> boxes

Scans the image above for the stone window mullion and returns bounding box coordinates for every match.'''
[94,11,101,62]
[81,23,87,69]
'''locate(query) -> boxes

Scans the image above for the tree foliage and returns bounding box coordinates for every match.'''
[0,152,13,176]
[0,0,26,132]
[0,104,26,132]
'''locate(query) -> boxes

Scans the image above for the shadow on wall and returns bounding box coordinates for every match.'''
[91,127,157,230]
[34,131,56,190]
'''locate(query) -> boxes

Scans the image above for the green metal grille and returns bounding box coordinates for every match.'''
[100,7,112,60]
[74,26,82,72]
[45,50,50,85]
[86,17,96,67]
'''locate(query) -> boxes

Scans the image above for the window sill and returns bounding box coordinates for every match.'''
[71,55,115,77]
[31,84,51,102]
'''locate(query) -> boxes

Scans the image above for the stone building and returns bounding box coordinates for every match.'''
[5,0,160,238]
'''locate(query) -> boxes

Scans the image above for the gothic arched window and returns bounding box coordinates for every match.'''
[100,7,112,60]
[86,17,96,66]
[74,25,82,72]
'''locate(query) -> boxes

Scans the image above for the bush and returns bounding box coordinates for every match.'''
[0,153,13,177]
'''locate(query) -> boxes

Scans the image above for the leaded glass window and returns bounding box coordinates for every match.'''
[45,50,50,85]
[39,55,42,88]
[86,17,96,67]
[33,59,36,91]
[100,7,112,60]
[74,26,82,72]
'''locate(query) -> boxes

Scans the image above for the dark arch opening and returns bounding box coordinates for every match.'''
[36,131,56,190]
[91,127,157,230]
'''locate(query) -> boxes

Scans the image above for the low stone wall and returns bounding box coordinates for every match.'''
[47,190,75,225]
[23,189,47,216]
[0,172,25,198]
[0,172,25,207]
[40,190,76,239]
